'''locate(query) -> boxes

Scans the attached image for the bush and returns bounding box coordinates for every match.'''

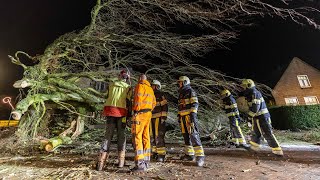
[269,105,320,130]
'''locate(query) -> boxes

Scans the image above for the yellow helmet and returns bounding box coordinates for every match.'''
[177,76,190,86]
[151,80,161,90]
[220,89,231,98]
[241,79,255,89]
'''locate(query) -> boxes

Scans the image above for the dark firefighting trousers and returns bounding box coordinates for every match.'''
[250,117,282,152]
[229,116,246,145]
[150,117,166,156]
[100,116,126,152]
[179,114,205,157]
[131,111,152,166]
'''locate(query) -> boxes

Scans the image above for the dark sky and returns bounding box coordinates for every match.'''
[1,1,320,118]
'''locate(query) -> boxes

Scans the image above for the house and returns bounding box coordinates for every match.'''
[272,57,320,106]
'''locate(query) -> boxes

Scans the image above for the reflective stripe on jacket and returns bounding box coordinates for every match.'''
[152,90,168,118]
[178,85,198,116]
[244,87,270,119]
[222,94,240,117]
[133,80,156,112]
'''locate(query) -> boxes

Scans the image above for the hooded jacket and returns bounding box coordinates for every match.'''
[103,78,131,117]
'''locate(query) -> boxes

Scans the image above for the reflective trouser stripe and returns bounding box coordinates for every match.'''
[152,146,157,153]
[150,118,160,137]
[256,119,263,136]
[157,147,166,155]
[272,147,282,151]
[155,118,159,137]
[180,116,186,133]
[184,146,195,156]
[144,148,151,161]
[250,141,261,147]
[235,119,246,144]
[194,146,204,156]
[131,112,151,163]
[135,149,144,162]
[180,115,192,134]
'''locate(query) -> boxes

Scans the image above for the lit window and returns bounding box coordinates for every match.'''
[284,97,299,106]
[304,96,319,105]
[297,75,311,88]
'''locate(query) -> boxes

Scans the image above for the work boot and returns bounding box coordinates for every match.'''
[180,155,195,161]
[272,149,284,156]
[157,155,165,162]
[131,162,147,173]
[118,150,125,168]
[249,145,261,152]
[96,152,109,171]
[196,156,205,167]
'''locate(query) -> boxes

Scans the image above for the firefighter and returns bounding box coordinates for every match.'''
[220,89,249,149]
[131,74,156,172]
[150,80,168,162]
[96,70,131,171]
[177,76,205,167]
[241,79,284,156]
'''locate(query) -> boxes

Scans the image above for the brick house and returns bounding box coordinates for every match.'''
[272,57,320,106]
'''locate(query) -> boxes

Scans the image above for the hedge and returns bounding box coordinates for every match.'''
[269,105,320,130]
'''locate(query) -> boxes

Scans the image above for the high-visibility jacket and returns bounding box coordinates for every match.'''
[178,85,198,116]
[103,78,131,117]
[152,90,168,118]
[243,87,270,119]
[133,80,156,112]
[222,94,240,118]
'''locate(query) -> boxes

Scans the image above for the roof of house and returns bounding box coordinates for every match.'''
[273,57,320,90]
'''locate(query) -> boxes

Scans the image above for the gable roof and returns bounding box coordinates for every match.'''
[273,57,320,90]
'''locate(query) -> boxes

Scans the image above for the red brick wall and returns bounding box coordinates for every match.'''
[272,58,320,106]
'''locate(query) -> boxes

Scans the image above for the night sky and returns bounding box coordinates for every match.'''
[1,1,320,119]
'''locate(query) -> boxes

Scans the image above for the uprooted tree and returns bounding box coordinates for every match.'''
[9,0,320,144]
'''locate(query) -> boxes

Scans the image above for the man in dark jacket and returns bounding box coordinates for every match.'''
[241,79,283,156]
[150,80,168,162]
[220,89,249,149]
[177,76,205,167]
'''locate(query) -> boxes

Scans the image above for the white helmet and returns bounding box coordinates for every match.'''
[151,80,161,90]
[177,76,190,86]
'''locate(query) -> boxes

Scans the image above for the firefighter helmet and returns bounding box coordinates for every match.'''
[220,89,231,98]
[241,79,255,89]
[177,76,190,86]
[151,80,161,90]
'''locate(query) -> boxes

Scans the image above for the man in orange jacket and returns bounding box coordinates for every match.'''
[131,74,156,172]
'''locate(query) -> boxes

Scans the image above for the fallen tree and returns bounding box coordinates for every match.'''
[9,0,320,145]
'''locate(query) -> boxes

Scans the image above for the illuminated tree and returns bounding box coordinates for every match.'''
[10,0,320,140]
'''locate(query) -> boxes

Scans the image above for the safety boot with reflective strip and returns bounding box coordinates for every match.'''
[272,147,284,156]
[249,141,261,152]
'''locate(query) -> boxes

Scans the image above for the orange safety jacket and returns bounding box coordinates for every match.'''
[133,79,156,113]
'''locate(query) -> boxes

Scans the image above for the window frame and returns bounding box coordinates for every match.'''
[297,75,312,88]
[284,97,299,106]
[303,96,319,105]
